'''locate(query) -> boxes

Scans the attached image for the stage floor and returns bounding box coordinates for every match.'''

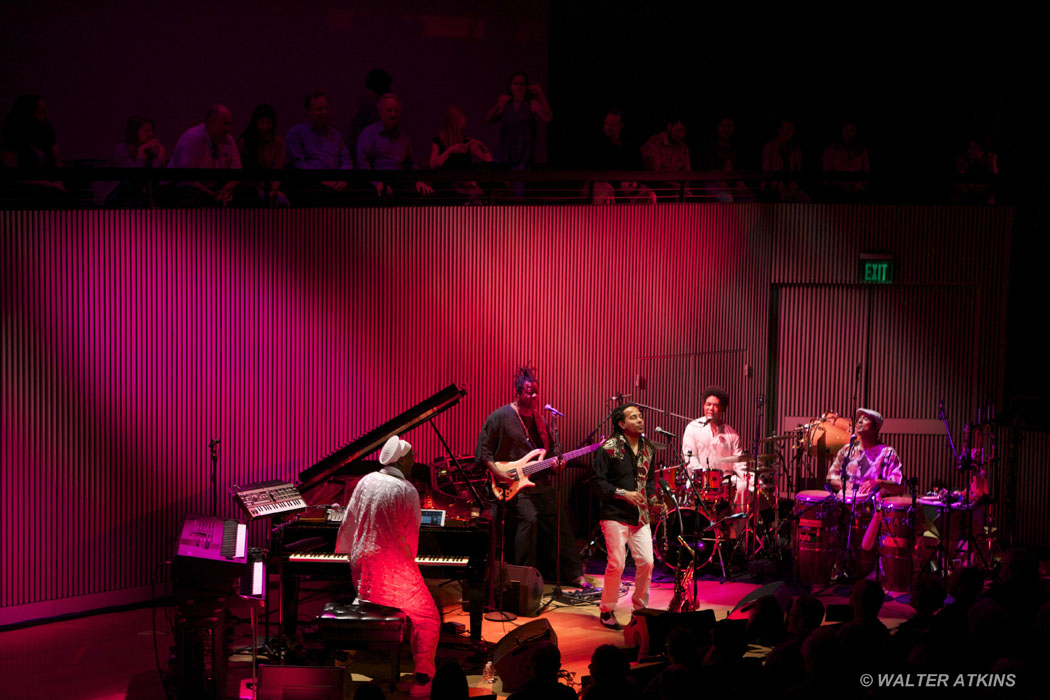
[0,569,918,700]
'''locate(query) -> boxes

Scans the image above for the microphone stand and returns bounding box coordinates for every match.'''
[209,438,220,517]
[538,411,567,614]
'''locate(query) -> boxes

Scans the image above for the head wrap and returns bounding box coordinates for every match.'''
[379,435,412,465]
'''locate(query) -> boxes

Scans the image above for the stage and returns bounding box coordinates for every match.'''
[0,565,919,700]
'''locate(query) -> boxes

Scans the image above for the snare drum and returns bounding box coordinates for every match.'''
[879,496,916,592]
[794,490,841,584]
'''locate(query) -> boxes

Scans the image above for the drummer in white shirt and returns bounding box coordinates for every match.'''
[681,387,747,509]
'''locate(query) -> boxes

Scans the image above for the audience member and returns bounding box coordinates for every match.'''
[487,72,552,168]
[953,136,998,204]
[357,93,432,197]
[836,579,891,664]
[429,662,468,700]
[589,110,654,204]
[644,627,699,700]
[746,594,787,646]
[347,68,393,164]
[641,114,691,199]
[582,644,641,700]
[285,91,353,193]
[762,595,825,693]
[822,121,870,197]
[761,118,809,202]
[430,105,491,201]
[353,683,385,700]
[506,641,576,700]
[93,115,166,207]
[237,104,289,207]
[1,94,67,205]
[891,575,946,665]
[486,72,551,197]
[697,116,751,202]
[167,104,241,206]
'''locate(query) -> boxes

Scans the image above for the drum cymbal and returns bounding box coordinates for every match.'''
[713,454,748,463]
[756,453,777,462]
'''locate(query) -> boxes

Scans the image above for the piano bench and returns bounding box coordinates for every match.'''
[318,599,407,689]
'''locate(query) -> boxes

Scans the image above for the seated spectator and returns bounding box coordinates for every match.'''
[582,644,641,700]
[953,137,998,204]
[506,641,576,700]
[698,116,753,202]
[762,595,825,693]
[167,104,241,206]
[761,118,809,202]
[430,105,491,202]
[1,93,67,205]
[644,627,699,700]
[590,110,654,204]
[891,575,946,665]
[430,662,468,700]
[348,68,393,163]
[353,683,385,700]
[641,115,691,199]
[357,93,432,197]
[285,90,353,194]
[93,115,166,207]
[837,579,890,663]
[822,121,870,197]
[745,594,787,646]
[237,104,288,207]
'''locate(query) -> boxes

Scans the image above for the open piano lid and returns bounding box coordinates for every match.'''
[297,384,466,503]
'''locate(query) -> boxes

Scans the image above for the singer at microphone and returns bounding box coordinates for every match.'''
[825,408,905,499]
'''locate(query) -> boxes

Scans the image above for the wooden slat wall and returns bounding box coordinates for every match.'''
[1,203,1033,624]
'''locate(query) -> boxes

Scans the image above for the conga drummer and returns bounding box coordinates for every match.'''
[825,408,905,499]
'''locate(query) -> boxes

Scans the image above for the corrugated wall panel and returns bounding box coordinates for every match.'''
[0,203,1034,622]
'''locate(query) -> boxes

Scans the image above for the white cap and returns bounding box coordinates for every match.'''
[379,435,412,465]
[856,408,884,432]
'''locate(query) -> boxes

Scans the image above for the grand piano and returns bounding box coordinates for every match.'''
[272,384,491,642]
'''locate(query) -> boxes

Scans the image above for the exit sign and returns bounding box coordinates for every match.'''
[859,254,895,284]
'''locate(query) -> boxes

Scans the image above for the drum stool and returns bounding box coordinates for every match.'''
[317,598,407,689]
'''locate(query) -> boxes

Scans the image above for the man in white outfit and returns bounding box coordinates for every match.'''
[335,434,439,697]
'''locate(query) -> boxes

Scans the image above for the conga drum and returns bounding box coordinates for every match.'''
[838,491,877,577]
[794,490,841,584]
[879,496,916,592]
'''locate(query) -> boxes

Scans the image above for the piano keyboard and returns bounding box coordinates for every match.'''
[287,552,469,567]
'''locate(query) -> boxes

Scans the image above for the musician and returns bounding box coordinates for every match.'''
[681,387,746,507]
[826,408,904,498]
[475,366,588,587]
[591,404,658,629]
[335,435,439,697]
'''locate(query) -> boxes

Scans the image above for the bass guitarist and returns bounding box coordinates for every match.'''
[475,365,589,588]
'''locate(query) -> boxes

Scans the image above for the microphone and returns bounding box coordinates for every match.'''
[696,416,710,425]
[654,427,676,439]
[608,393,631,404]
[544,404,565,417]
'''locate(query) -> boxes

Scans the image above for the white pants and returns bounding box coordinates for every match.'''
[600,520,654,612]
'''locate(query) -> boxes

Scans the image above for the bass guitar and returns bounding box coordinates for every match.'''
[490,443,603,501]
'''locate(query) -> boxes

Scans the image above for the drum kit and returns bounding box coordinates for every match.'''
[653,451,784,580]
[647,408,996,594]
